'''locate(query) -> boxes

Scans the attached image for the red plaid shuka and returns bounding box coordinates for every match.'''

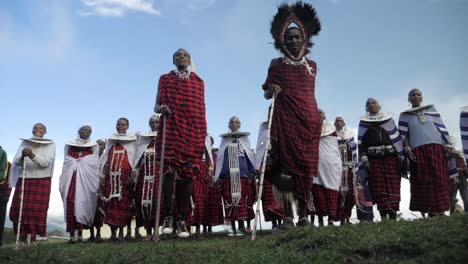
[66,147,94,232]
[409,144,450,214]
[367,156,401,211]
[93,196,104,228]
[202,152,223,225]
[263,58,321,203]
[10,178,51,237]
[312,184,339,217]
[261,177,286,222]
[156,71,207,171]
[103,144,133,227]
[337,170,355,220]
[203,184,224,226]
[187,163,208,226]
[221,178,251,221]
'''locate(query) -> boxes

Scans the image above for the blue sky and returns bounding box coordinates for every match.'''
[1,0,468,229]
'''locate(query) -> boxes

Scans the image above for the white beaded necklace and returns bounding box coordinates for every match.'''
[174,68,191,80]
[283,56,315,76]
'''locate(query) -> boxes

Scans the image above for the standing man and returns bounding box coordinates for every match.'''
[215,116,255,236]
[334,116,357,225]
[359,98,405,220]
[59,125,100,243]
[154,48,208,238]
[263,2,322,225]
[9,123,56,247]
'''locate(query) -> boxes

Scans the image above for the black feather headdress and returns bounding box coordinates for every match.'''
[270,1,321,60]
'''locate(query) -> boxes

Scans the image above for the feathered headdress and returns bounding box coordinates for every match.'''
[270,1,321,60]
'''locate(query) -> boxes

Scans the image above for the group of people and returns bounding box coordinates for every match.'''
[1,2,467,248]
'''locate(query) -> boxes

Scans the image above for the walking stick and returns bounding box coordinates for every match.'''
[153,114,167,243]
[252,95,275,241]
[16,157,27,249]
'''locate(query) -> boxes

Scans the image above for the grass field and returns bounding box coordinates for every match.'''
[1,214,467,263]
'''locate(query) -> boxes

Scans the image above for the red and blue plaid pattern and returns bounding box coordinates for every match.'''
[10,178,51,237]
[409,144,450,214]
[367,156,401,211]
[311,184,339,217]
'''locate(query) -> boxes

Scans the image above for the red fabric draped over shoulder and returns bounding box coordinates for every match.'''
[156,71,207,169]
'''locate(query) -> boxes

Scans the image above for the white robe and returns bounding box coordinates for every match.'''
[59,144,100,226]
[314,123,342,191]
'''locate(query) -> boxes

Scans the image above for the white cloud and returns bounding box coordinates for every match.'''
[79,0,161,17]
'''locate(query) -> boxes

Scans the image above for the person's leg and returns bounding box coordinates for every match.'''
[0,196,8,247]
[125,219,132,240]
[162,172,175,234]
[458,183,468,212]
[175,178,193,237]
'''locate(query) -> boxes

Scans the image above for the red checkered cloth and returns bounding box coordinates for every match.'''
[187,163,208,226]
[203,152,224,226]
[203,185,224,226]
[337,169,355,220]
[246,178,256,221]
[103,144,133,227]
[156,71,207,168]
[65,147,94,232]
[312,184,339,217]
[93,196,105,228]
[261,178,286,222]
[263,58,321,204]
[221,177,251,221]
[367,155,401,211]
[10,178,51,237]
[409,144,450,213]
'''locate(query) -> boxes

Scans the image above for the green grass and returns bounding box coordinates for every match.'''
[1,215,467,264]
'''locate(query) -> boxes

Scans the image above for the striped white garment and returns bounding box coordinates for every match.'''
[461,106,468,164]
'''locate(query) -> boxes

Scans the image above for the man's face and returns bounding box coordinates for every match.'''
[173,49,191,70]
[79,126,92,140]
[116,119,128,134]
[149,118,159,132]
[409,89,423,107]
[335,118,345,130]
[228,117,241,132]
[366,99,381,115]
[284,28,304,58]
[32,123,46,138]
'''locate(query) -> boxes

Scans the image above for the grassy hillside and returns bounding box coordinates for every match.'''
[1,215,467,263]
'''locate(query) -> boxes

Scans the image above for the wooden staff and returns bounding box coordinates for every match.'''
[16,157,27,249]
[252,95,275,241]
[153,114,167,243]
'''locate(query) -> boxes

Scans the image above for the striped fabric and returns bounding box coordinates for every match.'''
[399,105,451,145]
[358,117,405,161]
[461,109,468,164]
[399,105,456,179]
